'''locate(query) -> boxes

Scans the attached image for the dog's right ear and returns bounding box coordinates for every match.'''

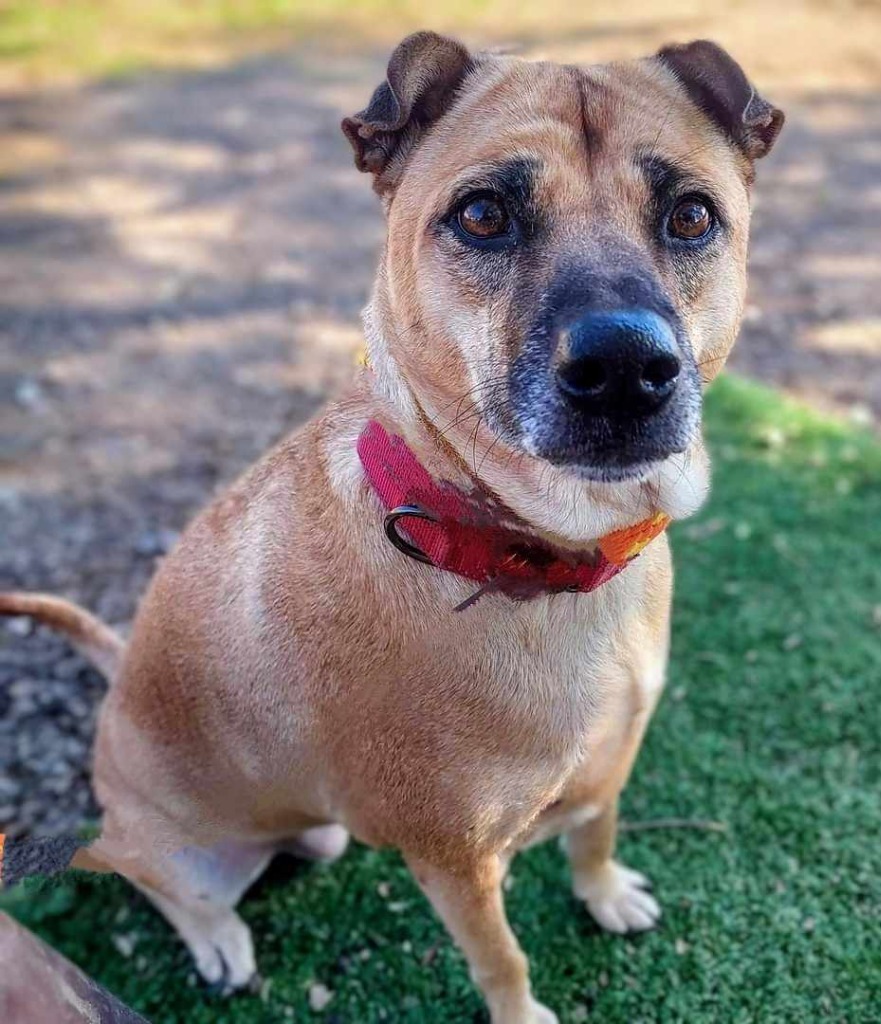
[342,31,472,193]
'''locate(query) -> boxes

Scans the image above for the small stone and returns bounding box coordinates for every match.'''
[112,932,138,958]
[803,917,816,933]
[5,616,34,638]
[782,634,803,652]
[675,938,690,955]
[15,378,46,411]
[376,881,391,898]
[309,982,333,1012]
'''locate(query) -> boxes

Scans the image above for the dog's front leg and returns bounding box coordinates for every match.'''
[565,802,661,934]
[406,853,558,1024]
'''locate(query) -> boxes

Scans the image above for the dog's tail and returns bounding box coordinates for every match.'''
[0,592,124,681]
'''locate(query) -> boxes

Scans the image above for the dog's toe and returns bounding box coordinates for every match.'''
[190,915,257,994]
[575,860,661,934]
[201,949,232,997]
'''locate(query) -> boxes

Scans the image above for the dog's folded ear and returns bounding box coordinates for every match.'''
[342,31,472,191]
[657,40,784,160]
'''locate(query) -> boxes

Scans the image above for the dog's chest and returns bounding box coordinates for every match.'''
[415,589,642,810]
[324,597,624,855]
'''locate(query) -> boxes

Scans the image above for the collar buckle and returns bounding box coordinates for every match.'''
[384,505,437,566]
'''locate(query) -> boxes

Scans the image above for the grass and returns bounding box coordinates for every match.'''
[4,374,881,1022]
[0,0,493,84]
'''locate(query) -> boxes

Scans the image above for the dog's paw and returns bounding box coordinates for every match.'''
[191,914,257,994]
[527,998,560,1024]
[575,860,661,934]
[285,823,350,863]
[488,995,559,1024]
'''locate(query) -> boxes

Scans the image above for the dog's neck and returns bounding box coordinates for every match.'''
[360,298,710,547]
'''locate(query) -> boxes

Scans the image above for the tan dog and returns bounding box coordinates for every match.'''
[1,33,782,1023]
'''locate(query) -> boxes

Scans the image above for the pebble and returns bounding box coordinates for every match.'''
[309,983,334,1012]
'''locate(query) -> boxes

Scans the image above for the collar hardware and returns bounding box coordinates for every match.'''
[384,505,438,565]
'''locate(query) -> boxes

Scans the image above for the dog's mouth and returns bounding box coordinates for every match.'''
[515,404,702,483]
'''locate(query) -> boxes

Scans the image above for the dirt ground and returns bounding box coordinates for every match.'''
[1,10,880,838]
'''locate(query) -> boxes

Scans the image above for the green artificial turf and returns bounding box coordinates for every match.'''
[4,375,881,1023]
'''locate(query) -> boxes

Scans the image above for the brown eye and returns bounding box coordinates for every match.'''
[668,198,712,240]
[457,194,510,240]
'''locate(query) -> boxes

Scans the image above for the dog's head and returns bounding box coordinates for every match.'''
[344,33,783,488]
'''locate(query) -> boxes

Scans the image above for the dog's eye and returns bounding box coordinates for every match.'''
[668,198,712,240]
[457,194,510,240]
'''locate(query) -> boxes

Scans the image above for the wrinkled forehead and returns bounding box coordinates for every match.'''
[399,56,749,220]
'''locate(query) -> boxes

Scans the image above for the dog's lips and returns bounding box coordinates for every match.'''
[532,443,682,482]
[565,457,668,484]
[510,400,700,479]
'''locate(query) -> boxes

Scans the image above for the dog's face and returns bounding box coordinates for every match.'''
[345,34,783,483]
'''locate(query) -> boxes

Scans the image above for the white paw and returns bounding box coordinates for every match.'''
[528,998,560,1024]
[189,914,257,992]
[286,823,350,863]
[575,860,661,934]
[488,993,559,1024]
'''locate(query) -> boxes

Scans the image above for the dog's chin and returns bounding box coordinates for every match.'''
[481,407,697,485]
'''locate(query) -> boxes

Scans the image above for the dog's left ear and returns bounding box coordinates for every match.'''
[657,40,784,160]
[342,31,473,192]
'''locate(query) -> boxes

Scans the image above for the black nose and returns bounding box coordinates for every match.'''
[556,310,682,416]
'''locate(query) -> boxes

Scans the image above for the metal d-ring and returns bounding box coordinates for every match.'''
[383,505,437,565]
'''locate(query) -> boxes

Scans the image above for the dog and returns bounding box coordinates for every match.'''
[1,32,782,1023]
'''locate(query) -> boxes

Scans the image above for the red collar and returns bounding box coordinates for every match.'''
[357,420,670,609]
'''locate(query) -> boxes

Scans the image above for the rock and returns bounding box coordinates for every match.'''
[308,982,334,1012]
[15,378,46,411]
[4,617,33,638]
